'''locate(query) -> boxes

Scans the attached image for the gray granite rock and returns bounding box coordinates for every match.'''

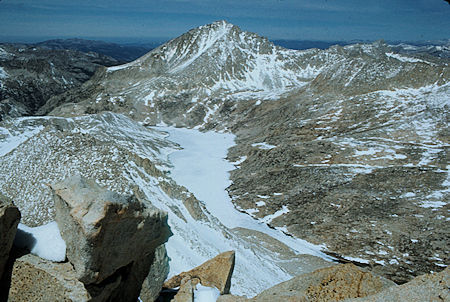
[51,174,171,301]
[346,266,449,302]
[251,264,395,302]
[8,253,91,302]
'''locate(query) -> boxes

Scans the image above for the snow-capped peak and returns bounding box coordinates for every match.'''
[104,20,319,105]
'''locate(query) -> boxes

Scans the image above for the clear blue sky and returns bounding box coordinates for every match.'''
[0,0,449,43]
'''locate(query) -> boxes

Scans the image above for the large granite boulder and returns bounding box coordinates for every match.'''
[0,193,20,281]
[251,263,395,301]
[50,175,171,301]
[8,253,91,302]
[348,266,449,302]
[218,263,395,302]
[164,251,236,295]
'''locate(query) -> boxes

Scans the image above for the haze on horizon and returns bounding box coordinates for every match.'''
[0,0,449,44]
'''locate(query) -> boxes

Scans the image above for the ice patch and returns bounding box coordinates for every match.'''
[251,142,276,150]
[419,200,446,208]
[343,256,370,264]
[0,67,8,79]
[401,192,416,198]
[14,222,66,262]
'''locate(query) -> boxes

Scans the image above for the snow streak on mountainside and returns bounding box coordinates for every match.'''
[0,113,331,296]
[105,20,317,101]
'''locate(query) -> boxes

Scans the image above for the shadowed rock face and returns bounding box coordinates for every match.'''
[0,194,20,282]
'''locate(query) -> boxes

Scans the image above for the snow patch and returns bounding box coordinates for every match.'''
[194,284,220,302]
[252,142,276,150]
[14,222,66,262]
[343,256,370,264]
[0,67,8,79]
[386,52,430,64]
[261,205,289,223]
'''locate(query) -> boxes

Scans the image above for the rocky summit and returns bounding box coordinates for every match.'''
[0,20,448,300]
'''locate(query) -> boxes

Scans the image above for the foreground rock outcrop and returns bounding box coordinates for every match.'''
[164,251,236,295]
[218,263,395,301]
[349,266,449,302]
[253,264,395,301]
[50,175,171,301]
[0,193,20,281]
[8,253,90,302]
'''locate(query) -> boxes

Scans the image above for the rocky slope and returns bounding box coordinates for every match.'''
[44,21,449,284]
[0,44,118,120]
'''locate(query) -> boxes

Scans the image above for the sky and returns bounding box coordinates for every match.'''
[0,0,449,43]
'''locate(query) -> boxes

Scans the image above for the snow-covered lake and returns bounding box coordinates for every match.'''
[154,126,331,296]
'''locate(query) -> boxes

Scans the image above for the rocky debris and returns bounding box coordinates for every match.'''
[8,253,91,302]
[348,266,449,302]
[0,193,20,281]
[50,174,171,301]
[0,43,119,120]
[164,251,236,294]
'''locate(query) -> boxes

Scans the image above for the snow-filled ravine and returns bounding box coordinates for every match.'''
[152,126,332,296]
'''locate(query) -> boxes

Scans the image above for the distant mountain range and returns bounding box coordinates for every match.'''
[34,38,155,63]
[273,39,450,58]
